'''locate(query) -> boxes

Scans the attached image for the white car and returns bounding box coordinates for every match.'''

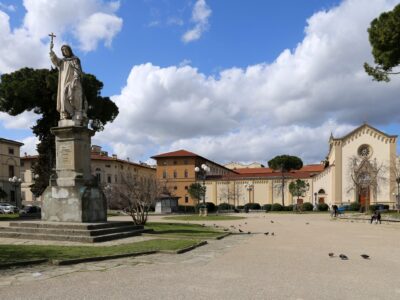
[0,203,16,214]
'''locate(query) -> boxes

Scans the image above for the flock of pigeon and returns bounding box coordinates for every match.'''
[329,253,370,260]
[202,217,371,261]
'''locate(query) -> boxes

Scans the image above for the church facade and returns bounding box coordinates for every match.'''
[312,124,397,208]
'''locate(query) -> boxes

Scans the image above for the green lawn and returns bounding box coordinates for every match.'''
[0,239,198,264]
[146,222,227,239]
[0,213,20,220]
[163,215,245,221]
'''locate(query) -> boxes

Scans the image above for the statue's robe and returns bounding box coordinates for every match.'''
[50,51,83,119]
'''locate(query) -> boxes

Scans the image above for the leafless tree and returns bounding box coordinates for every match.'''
[347,156,386,208]
[219,182,243,207]
[388,155,400,212]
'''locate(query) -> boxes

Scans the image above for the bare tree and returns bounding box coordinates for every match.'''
[99,174,163,225]
[388,155,400,212]
[219,182,243,207]
[347,156,386,210]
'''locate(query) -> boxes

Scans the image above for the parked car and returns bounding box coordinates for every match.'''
[19,205,41,217]
[0,203,17,214]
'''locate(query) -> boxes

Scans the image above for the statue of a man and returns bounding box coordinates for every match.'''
[50,44,87,124]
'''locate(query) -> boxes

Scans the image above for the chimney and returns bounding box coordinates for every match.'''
[112,154,117,159]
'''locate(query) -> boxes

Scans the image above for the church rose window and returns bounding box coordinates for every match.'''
[358,144,371,158]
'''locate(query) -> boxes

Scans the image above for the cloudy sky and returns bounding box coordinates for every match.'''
[1,0,400,166]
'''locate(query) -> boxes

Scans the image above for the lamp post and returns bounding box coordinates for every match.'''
[8,176,22,208]
[314,192,318,211]
[395,177,400,213]
[244,183,254,204]
[195,163,210,216]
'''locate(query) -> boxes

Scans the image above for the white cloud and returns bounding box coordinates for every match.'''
[76,12,122,51]
[0,111,37,129]
[0,2,16,12]
[20,136,39,156]
[98,0,400,164]
[182,0,211,43]
[0,0,123,73]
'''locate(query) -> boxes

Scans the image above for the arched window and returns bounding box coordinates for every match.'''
[318,189,326,194]
[173,170,177,178]
[184,169,188,178]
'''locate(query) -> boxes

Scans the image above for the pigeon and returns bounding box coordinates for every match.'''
[339,254,348,260]
[306,222,309,225]
[271,220,274,223]
[239,229,243,233]
[245,222,247,225]
[328,253,334,257]
[247,231,251,234]
[361,254,370,259]
[223,228,229,232]
[271,232,275,236]
[264,232,269,236]
[351,221,354,223]
[238,224,241,227]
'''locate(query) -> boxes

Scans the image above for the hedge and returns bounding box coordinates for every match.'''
[317,203,329,211]
[271,203,283,211]
[244,203,261,210]
[301,202,313,211]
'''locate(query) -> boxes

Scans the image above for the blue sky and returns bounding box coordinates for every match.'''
[0,0,399,165]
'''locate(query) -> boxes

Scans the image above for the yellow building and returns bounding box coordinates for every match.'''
[21,145,156,207]
[0,138,24,207]
[152,149,323,207]
[151,149,235,206]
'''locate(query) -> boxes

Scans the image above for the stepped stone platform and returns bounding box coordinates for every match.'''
[0,221,152,243]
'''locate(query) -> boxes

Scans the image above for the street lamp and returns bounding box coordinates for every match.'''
[395,177,400,212]
[244,183,254,204]
[314,192,318,211]
[8,176,22,208]
[194,163,210,216]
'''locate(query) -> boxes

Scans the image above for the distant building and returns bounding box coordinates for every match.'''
[21,145,156,207]
[151,149,234,206]
[224,162,265,170]
[0,138,24,207]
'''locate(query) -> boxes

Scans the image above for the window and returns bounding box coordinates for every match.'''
[184,169,188,178]
[184,160,188,165]
[173,170,177,178]
[105,164,111,168]
[185,186,188,190]
[8,165,14,177]
[8,148,14,155]
[174,186,178,190]
[115,175,118,183]
[96,173,101,183]
[163,170,167,179]
[185,196,189,203]
[107,175,112,183]
[21,161,24,167]
[173,160,177,165]
[21,191,26,201]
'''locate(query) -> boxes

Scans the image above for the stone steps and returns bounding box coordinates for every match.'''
[0,221,152,243]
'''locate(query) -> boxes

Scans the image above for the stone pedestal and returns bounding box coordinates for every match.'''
[41,125,107,223]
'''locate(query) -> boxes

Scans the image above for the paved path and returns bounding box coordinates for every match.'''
[1,213,400,299]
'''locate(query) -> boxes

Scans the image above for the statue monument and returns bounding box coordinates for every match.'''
[41,33,107,222]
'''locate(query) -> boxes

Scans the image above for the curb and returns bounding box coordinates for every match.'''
[51,250,158,266]
[142,232,230,240]
[339,217,400,223]
[0,259,48,269]
[159,241,208,254]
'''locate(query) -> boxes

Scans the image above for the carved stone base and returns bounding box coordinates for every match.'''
[41,125,107,223]
[42,180,107,223]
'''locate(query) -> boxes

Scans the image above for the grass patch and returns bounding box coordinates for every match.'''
[0,213,20,220]
[146,222,226,239]
[163,215,244,221]
[0,239,198,264]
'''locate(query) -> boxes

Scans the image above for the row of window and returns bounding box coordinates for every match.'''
[162,169,189,179]
[162,160,189,166]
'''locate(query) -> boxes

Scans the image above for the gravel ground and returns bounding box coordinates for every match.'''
[1,213,400,300]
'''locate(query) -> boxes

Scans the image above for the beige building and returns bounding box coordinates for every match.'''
[21,145,156,207]
[0,138,24,207]
[224,162,265,170]
[312,123,397,208]
[152,149,323,207]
